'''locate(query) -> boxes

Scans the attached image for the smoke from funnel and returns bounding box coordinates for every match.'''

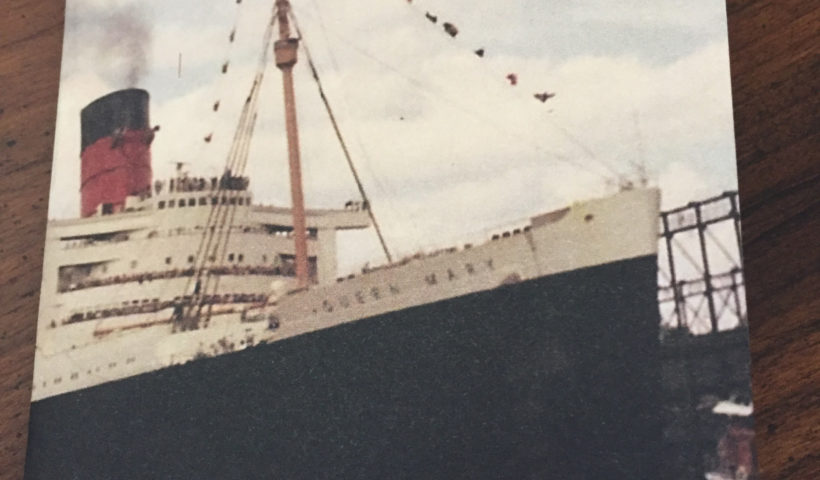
[68,5,152,87]
[109,8,151,86]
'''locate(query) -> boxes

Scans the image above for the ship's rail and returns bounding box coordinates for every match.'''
[154,173,250,195]
[332,226,534,285]
[59,265,288,293]
[60,224,314,250]
[59,292,268,327]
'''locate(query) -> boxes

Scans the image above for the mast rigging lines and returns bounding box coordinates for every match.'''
[179,0,396,326]
[176,6,277,327]
[290,12,394,263]
[177,0,636,324]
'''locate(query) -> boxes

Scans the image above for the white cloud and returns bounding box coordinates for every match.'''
[51,0,740,274]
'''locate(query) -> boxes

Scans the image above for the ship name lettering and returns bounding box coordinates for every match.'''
[447,269,457,281]
[486,259,494,270]
[465,263,475,274]
[338,296,350,308]
[370,287,381,300]
[424,273,438,285]
[389,284,400,294]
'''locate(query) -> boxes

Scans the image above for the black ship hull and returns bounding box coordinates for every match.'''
[26,255,661,479]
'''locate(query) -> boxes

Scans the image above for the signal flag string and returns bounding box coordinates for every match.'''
[290,4,613,180]
[400,0,626,182]
[404,0,557,105]
[200,0,249,145]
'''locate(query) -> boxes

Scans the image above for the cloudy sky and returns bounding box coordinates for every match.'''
[51,0,739,277]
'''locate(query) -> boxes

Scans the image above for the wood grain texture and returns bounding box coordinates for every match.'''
[727,1,820,479]
[0,1,63,479]
[0,1,816,479]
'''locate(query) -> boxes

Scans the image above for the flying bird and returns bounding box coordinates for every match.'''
[425,12,438,23]
[213,101,220,112]
[443,22,459,37]
[204,133,213,143]
[534,92,556,103]
[474,48,485,57]
[506,73,518,86]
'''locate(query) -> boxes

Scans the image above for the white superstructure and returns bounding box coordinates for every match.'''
[32,186,659,401]
[32,170,370,400]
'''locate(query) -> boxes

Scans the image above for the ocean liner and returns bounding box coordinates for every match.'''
[27,1,663,478]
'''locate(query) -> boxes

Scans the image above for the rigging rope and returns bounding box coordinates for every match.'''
[290,12,394,263]
[177,7,277,324]
[304,0,406,241]
[174,0,637,325]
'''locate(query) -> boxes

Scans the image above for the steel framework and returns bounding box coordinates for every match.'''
[658,191,746,334]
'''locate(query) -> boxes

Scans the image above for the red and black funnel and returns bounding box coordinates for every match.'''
[80,89,154,217]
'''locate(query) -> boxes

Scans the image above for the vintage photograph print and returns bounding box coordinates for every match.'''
[26,1,756,479]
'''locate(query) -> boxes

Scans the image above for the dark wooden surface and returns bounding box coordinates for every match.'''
[0,1,817,478]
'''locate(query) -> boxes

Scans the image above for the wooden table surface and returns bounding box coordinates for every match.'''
[1,1,817,479]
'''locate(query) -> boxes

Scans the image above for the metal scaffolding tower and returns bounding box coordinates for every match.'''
[658,191,746,334]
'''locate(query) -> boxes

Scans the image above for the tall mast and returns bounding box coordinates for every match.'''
[274,0,310,288]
